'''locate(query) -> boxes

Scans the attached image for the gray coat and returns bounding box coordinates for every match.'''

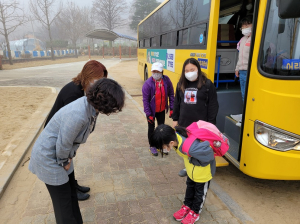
[29,97,97,186]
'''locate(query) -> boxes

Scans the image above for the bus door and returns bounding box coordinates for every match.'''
[214,0,257,167]
[240,0,300,179]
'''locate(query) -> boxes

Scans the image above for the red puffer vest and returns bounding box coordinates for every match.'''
[154,78,166,112]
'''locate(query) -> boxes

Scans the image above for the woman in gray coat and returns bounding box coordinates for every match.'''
[29,78,125,224]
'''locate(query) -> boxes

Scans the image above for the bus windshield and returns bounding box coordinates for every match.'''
[260,0,300,78]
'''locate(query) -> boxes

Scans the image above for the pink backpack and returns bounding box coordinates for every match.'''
[182,120,230,157]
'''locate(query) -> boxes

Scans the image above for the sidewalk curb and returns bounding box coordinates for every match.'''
[108,73,145,118]
[124,90,146,117]
[210,179,254,223]
[0,87,57,199]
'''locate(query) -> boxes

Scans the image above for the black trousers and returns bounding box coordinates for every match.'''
[184,176,210,214]
[46,171,83,224]
[148,110,165,146]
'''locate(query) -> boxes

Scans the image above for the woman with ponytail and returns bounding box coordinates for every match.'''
[150,124,215,224]
[44,60,108,201]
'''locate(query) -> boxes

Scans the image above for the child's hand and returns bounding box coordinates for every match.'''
[235,70,239,77]
[147,116,154,124]
[169,110,173,118]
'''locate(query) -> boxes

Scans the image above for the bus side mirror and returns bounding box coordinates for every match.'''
[277,0,300,19]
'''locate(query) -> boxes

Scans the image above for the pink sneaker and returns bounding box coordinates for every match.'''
[173,205,190,221]
[181,211,199,224]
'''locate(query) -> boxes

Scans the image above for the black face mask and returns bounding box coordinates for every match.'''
[173,146,178,149]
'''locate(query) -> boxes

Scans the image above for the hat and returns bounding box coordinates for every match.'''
[151,62,163,72]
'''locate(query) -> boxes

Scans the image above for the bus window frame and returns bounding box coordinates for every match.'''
[139,40,144,48]
[137,0,211,50]
[140,21,209,50]
[257,0,300,80]
[238,0,260,162]
[144,38,150,48]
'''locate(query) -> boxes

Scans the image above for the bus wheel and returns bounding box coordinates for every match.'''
[144,66,148,81]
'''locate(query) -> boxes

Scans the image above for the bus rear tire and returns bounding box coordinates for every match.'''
[144,66,148,81]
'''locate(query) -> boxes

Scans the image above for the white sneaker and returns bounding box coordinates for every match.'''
[178,168,187,177]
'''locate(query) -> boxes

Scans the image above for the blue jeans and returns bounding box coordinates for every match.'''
[239,70,247,102]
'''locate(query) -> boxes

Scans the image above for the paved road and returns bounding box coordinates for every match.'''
[0,59,245,224]
[0,59,121,88]
[2,59,300,224]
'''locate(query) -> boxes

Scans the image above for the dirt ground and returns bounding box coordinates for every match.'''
[0,87,52,153]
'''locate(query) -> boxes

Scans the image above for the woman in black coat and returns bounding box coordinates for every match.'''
[172,58,219,177]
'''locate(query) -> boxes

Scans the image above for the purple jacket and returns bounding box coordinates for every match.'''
[142,75,174,117]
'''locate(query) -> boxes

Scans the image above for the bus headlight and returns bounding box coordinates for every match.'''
[254,120,300,152]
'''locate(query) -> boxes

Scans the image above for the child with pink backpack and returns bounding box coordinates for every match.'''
[150,121,229,224]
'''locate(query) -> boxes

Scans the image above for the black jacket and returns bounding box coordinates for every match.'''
[172,79,219,127]
[45,82,84,127]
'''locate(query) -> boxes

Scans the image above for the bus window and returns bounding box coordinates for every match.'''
[189,24,207,46]
[178,28,189,45]
[161,31,177,47]
[145,39,150,48]
[160,1,171,32]
[139,40,144,48]
[150,36,160,47]
[260,0,300,78]
[168,0,211,29]
[138,0,212,49]
[219,15,234,24]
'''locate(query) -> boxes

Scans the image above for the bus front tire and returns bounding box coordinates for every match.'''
[144,67,148,81]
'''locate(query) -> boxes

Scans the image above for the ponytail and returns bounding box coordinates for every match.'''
[150,124,177,155]
[174,126,189,138]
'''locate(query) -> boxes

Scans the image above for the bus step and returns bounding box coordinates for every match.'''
[216,156,229,167]
[224,134,240,163]
[224,116,241,144]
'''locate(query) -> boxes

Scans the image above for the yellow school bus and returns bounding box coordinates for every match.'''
[137,0,300,180]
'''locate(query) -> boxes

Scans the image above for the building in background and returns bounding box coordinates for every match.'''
[9,38,46,52]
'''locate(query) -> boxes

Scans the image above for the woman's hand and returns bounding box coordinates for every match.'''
[173,121,178,128]
[64,159,72,171]
[235,70,239,77]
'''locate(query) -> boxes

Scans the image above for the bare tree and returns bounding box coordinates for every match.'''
[36,22,66,42]
[169,0,198,28]
[0,0,27,65]
[30,0,62,60]
[92,0,127,31]
[57,2,92,58]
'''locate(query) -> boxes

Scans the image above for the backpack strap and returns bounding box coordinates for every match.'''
[181,134,197,157]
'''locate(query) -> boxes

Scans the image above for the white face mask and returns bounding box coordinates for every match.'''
[246,3,253,11]
[163,148,170,153]
[152,72,162,81]
[242,27,252,36]
[185,70,198,82]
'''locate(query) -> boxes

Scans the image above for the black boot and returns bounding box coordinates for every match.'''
[77,189,90,201]
[75,180,90,193]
